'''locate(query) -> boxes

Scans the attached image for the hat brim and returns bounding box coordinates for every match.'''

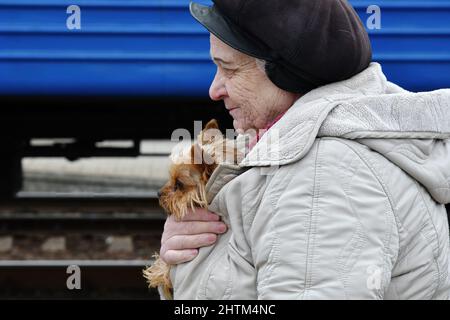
[189,2,273,61]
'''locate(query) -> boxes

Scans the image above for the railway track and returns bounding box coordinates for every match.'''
[0,260,159,299]
[0,192,166,299]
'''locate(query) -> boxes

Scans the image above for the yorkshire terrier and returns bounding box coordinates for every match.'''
[143,119,240,299]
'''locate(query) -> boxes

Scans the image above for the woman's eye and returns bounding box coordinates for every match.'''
[221,66,235,75]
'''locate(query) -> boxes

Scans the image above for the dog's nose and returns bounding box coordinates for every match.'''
[157,190,162,198]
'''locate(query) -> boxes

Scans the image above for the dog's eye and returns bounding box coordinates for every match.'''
[174,179,183,191]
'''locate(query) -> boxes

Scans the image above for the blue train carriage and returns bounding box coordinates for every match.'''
[0,0,449,198]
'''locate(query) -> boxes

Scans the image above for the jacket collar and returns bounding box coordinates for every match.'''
[205,163,246,204]
[239,63,450,167]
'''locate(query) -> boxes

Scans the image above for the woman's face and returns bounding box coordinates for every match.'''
[208,34,299,133]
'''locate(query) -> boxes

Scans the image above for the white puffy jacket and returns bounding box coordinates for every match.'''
[169,63,450,299]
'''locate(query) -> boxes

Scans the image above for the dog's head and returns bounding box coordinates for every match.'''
[158,119,230,220]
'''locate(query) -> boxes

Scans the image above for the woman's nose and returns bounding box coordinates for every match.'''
[209,72,227,101]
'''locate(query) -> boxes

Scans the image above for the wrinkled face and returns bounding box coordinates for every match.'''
[209,34,299,133]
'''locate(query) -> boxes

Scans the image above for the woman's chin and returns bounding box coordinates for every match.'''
[232,119,241,131]
[233,120,247,134]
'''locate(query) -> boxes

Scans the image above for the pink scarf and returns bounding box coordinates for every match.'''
[248,111,286,150]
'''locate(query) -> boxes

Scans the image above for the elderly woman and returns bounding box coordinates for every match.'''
[158,0,450,299]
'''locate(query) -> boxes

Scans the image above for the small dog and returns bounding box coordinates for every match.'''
[143,119,239,299]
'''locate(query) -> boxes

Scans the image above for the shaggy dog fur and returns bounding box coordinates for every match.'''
[143,119,239,299]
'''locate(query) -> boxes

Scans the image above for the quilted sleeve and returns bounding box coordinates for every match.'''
[249,138,399,299]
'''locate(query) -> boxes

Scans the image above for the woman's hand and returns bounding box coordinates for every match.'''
[159,208,227,264]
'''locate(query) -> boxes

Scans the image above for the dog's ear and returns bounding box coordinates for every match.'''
[190,143,202,165]
[190,143,217,180]
[190,143,215,165]
[199,119,223,145]
[204,119,219,131]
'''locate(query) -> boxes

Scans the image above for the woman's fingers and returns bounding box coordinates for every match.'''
[162,233,217,252]
[179,208,221,221]
[161,216,227,244]
[162,249,199,265]
[158,208,227,265]
[160,234,218,264]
